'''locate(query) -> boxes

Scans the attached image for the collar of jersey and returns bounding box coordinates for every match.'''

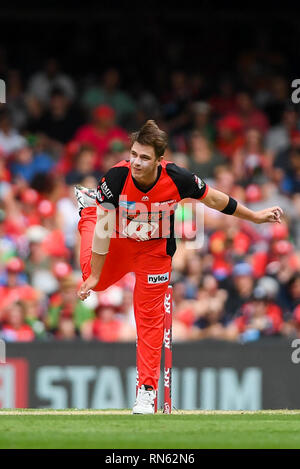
[131,164,162,193]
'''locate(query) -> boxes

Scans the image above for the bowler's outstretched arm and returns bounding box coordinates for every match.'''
[202,186,283,224]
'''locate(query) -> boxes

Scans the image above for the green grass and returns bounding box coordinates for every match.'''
[1,410,300,448]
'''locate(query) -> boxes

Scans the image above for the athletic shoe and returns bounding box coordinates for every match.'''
[74,185,97,214]
[132,385,156,415]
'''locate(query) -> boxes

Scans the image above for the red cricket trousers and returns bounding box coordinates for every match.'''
[78,207,172,390]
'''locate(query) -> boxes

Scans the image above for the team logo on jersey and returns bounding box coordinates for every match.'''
[194,175,205,190]
[142,196,149,201]
[148,272,169,284]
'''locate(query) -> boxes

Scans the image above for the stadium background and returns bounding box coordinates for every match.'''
[0,4,300,409]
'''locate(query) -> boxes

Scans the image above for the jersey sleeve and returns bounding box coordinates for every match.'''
[96,166,129,211]
[165,163,209,201]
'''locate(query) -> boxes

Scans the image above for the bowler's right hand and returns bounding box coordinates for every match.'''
[77,275,99,301]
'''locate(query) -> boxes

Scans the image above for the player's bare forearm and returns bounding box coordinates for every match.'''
[77,252,108,301]
[90,250,107,280]
[202,186,283,224]
[233,203,283,224]
[78,206,115,301]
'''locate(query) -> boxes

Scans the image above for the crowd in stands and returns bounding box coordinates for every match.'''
[0,51,300,344]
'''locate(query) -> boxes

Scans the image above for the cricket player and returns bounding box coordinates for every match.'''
[75,120,283,414]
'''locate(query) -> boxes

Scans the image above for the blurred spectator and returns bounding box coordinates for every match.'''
[262,76,290,126]
[101,139,128,173]
[47,275,94,335]
[225,285,283,342]
[214,165,236,194]
[181,254,203,299]
[233,90,269,134]
[170,152,189,169]
[56,317,78,340]
[246,180,297,228]
[41,228,70,260]
[292,194,300,250]
[18,188,41,228]
[56,186,80,251]
[133,87,161,129]
[0,301,35,342]
[0,256,27,286]
[93,305,121,341]
[161,70,192,136]
[187,131,226,180]
[25,97,45,135]
[0,110,27,157]
[35,86,84,144]
[54,140,81,176]
[81,282,136,341]
[37,199,57,231]
[209,76,237,118]
[190,102,216,143]
[278,143,300,195]
[52,261,73,280]
[24,225,51,283]
[0,257,38,311]
[216,114,245,159]
[22,296,47,339]
[81,67,136,128]
[9,142,54,184]
[265,103,300,154]
[190,275,228,340]
[171,279,197,341]
[27,58,76,104]
[232,128,273,184]
[25,228,71,297]
[224,263,255,322]
[280,273,300,319]
[0,213,17,266]
[6,69,28,129]
[200,166,239,233]
[282,302,300,339]
[118,288,136,334]
[74,105,128,170]
[189,73,209,102]
[65,145,102,185]
[0,156,11,182]
[265,241,299,289]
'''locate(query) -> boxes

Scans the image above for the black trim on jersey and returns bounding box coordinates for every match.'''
[166,212,177,257]
[165,163,207,200]
[131,165,162,193]
[96,166,129,209]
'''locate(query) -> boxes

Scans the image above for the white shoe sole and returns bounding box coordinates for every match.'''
[132,408,154,415]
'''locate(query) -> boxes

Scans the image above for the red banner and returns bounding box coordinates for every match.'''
[0,358,28,408]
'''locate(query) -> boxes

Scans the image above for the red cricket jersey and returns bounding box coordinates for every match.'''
[96,160,208,257]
